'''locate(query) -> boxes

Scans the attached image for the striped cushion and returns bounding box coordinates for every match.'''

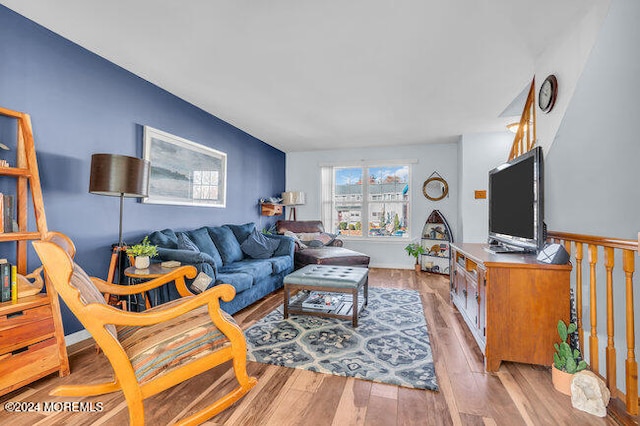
[70,264,117,339]
[117,298,232,383]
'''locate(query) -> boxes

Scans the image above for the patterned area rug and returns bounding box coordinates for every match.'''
[244,287,438,391]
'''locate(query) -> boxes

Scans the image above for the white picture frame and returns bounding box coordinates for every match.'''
[142,126,227,208]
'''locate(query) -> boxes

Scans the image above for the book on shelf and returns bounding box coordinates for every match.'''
[0,261,11,302]
[0,193,16,233]
[4,194,14,233]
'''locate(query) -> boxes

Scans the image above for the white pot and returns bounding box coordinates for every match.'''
[135,256,150,269]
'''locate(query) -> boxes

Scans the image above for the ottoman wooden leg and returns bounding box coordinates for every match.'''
[284,285,290,319]
[352,288,358,327]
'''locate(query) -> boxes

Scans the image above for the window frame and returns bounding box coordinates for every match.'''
[322,162,412,240]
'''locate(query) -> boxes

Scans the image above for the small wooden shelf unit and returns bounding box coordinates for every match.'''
[0,107,69,396]
[450,243,571,372]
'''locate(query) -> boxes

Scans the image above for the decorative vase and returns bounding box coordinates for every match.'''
[414,263,422,272]
[135,256,150,269]
[552,365,573,396]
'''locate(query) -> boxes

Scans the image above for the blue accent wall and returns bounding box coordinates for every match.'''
[0,5,286,335]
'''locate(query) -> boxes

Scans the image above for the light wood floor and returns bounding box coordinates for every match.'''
[0,268,624,425]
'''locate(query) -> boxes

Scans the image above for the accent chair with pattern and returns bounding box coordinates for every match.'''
[33,232,257,426]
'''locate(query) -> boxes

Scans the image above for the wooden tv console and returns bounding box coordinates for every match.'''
[450,243,571,372]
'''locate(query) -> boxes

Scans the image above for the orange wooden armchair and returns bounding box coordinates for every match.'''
[33,233,257,426]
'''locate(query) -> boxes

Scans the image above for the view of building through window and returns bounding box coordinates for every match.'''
[332,165,409,238]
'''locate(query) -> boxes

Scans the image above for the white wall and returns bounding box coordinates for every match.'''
[544,0,639,394]
[286,142,458,269]
[534,1,611,153]
[458,132,514,243]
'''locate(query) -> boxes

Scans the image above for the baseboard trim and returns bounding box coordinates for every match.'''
[65,329,91,347]
[371,263,415,269]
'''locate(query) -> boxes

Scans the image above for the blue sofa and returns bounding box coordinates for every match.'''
[147,222,294,314]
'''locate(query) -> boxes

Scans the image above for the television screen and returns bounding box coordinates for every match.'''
[488,146,543,252]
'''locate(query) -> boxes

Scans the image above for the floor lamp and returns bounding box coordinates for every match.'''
[89,154,150,295]
[281,191,305,221]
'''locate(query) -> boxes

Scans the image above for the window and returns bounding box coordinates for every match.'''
[322,164,410,238]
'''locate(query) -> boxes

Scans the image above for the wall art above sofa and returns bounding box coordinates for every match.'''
[143,125,227,208]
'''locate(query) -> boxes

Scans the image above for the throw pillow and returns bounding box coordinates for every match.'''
[208,226,244,264]
[283,231,307,249]
[225,223,256,244]
[241,229,280,259]
[316,232,337,246]
[177,233,200,252]
[296,232,337,247]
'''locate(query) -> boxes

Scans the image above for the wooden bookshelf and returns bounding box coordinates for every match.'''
[0,107,69,396]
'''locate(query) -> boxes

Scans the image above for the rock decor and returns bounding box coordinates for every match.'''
[571,370,610,417]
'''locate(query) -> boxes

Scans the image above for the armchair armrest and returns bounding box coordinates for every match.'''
[91,265,198,297]
[84,283,237,328]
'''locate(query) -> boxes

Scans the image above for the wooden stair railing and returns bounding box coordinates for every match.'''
[508,78,537,161]
[547,231,639,417]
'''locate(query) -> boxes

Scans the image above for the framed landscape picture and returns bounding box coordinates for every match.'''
[142,126,227,207]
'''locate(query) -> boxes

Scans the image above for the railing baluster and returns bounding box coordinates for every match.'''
[605,247,616,392]
[576,243,584,352]
[546,231,638,417]
[623,249,638,415]
[588,244,599,374]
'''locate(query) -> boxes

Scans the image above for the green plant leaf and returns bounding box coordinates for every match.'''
[573,349,581,359]
[577,360,588,372]
[553,353,562,369]
[559,342,571,358]
[565,357,577,374]
[567,323,577,334]
[557,320,568,342]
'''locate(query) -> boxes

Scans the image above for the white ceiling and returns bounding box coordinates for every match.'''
[1,0,599,153]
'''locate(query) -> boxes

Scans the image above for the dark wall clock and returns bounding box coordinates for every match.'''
[538,74,558,113]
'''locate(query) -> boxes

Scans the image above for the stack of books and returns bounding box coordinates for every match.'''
[0,259,17,303]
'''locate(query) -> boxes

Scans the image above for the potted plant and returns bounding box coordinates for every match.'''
[404,242,426,272]
[126,236,158,269]
[552,319,587,395]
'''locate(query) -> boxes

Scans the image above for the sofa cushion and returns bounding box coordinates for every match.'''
[225,223,256,244]
[208,226,244,264]
[188,227,223,268]
[148,229,178,249]
[241,229,280,259]
[215,272,254,294]
[268,255,293,274]
[219,259,272,282]
[176,232,200,252]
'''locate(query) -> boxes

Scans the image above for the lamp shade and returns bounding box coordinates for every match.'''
[89,153,150,198]
[281,191,305,206]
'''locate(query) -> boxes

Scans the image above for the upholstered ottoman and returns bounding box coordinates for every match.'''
[283,265,369,327]
[294,246,370,269]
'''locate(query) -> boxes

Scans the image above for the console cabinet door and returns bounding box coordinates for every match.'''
[477,266,486,339]
[452,263,466,307]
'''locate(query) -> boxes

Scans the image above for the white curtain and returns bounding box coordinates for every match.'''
[320,166,333,231]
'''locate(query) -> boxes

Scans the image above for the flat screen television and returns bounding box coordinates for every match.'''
[488,146,544,253]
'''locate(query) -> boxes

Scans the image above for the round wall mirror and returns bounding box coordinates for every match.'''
[422,177,448,201]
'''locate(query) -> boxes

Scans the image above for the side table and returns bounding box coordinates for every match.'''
[124,264,178,310]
